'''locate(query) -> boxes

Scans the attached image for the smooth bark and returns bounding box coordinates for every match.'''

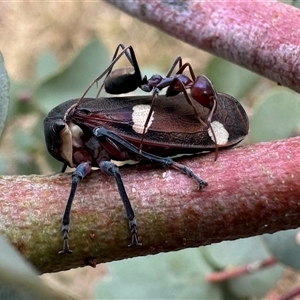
[1,137,300,272]
[106,0,300,92]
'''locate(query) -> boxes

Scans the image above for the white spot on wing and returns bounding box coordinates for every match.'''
[208,121,229,145]
[132,104,154,134]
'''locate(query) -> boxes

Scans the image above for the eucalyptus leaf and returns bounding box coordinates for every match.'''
[95,249,221,299]
[0,235,69,300]
[0,52,9,138]
[228,263,283,299]
[205,57,260,99]
[8,80,33,118]
[201,236,271,269]
[36,50,59,81]
[201,237,283,298]
[12,129,41,174]
[34,39,109,114]
[292,0,300,8]
[262,229,300,270]
[250,88,300,142]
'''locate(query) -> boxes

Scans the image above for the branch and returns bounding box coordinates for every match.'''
[1,137,300,273]
[206,257,278,282]
[105,0,300,93]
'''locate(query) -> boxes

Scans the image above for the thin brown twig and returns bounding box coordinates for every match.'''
[206,257,278,283]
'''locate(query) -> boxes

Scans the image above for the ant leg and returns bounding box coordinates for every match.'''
[165,56,183,77]
[64,45,141,120]
[176,62,197,81]
[167,77,208,127]
[96,44,143,97]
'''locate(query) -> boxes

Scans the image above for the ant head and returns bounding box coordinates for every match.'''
[191,75,217,109]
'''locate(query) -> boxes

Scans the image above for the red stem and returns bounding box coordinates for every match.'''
[278,284,300,300]
[106,0,300,93]
[1,137,300,272]
[206,257,277,282]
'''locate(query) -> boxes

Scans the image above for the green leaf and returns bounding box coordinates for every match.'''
[201,237,271,269]
[34,39,110,114]
[95,248,221,299]
[205,57,260,99]
[0,52,9,139]
[292,0,300,8]
[250,88,300,142]
[262,229,300,270]
[13,129,41,175]
[0,235,68,299]
[36,50,59,81]
[8,80,34,118]
[228,263,283,299]
[201,237,284,298]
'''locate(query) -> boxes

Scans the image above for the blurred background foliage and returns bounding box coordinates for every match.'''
[1,1,300,299]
